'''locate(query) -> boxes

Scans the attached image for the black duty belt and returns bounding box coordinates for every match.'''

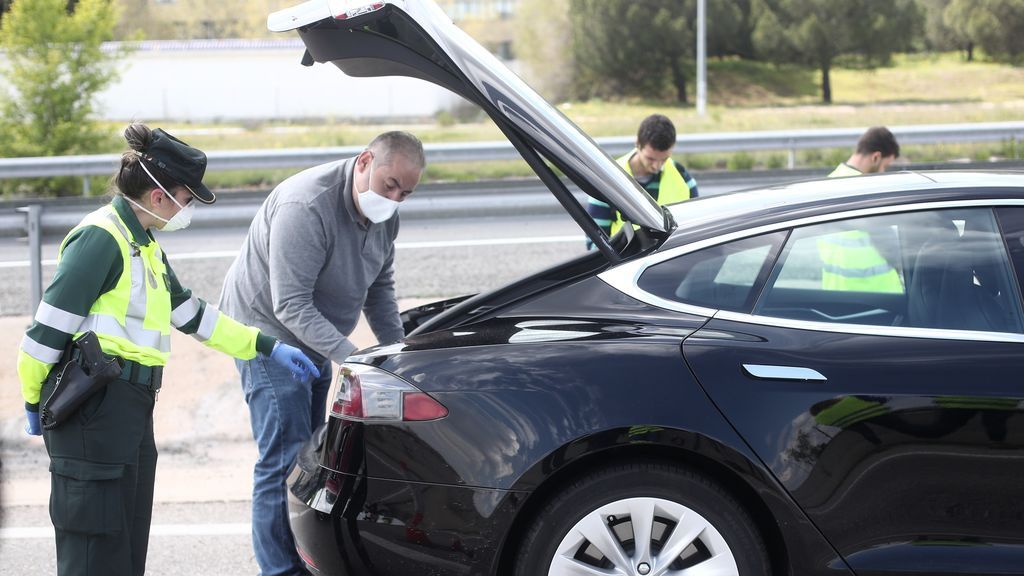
[119,359,163,392]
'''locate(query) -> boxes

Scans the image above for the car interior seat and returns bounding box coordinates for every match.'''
[908,226,1016,333]
[966,230,1021,333]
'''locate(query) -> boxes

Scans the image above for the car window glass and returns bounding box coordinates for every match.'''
[756,208,1024,333]
[637,231,786,312]
[776,216,906,294]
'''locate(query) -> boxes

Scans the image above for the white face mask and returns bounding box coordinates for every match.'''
[157,191,195,232]
[129,160,195,232]
[357,156,400,224]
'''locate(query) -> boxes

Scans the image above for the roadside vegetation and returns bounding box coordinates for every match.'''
[135,52,1024,189]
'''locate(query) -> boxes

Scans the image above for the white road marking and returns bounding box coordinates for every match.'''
[0,258,59,269]
[1,523,251,539]
[0,235,584,269]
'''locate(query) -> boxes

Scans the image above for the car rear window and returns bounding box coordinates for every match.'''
[637,231,787,312]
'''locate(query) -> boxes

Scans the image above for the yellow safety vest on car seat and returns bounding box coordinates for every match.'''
[817,230,903,293]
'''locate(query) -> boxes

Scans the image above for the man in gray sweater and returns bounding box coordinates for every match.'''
[219,131,424,576]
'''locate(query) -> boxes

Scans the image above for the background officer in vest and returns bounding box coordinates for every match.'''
[587,113,699,241]
[829,125,900,177]
[17,123,319,576]
[820,126,903,292]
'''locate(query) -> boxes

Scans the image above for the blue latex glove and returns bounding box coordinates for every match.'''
[270,342,321,383]
[25,409,42,436]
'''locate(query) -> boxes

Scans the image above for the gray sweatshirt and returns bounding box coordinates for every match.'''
[220,157,403,365]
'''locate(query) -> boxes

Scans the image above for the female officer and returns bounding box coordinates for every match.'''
[17,123,319,576]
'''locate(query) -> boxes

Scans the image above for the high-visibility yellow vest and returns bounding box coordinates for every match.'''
[829,163,862,178]
[817,230,903,293]
[60,205,173,365]
[821,163,902,293]
[612,151,692,236]
[18,202,266,406]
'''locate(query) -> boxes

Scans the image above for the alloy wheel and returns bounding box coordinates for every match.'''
[550,496,739,576]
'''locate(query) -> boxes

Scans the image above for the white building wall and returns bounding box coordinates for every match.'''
[1,40,466,122]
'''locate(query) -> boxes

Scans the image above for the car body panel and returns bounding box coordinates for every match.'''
[356,277,718,489]
[289,453,527,576]
[292,277,854,575]
[683,320,1024,575]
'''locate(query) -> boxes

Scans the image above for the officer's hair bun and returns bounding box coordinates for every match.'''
[124,123,154,153]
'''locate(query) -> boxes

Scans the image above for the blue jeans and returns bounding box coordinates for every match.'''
[237,354,332,576]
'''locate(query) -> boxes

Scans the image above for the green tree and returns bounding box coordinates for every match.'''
[0,0,126,161]
[570,0,697,103]
[752,0,923,103]
[945,0,1024,62]
[515,0,574,102]
[709,0,753,59]
[918,0,962,53]
[568,0,748,103]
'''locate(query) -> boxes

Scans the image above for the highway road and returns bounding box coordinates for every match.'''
[2,500,259,575]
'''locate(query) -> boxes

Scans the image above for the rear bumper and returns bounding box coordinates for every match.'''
[288,447,528,575]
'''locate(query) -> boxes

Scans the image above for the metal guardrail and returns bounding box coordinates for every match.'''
[3,122,1023,182]
[2,166,868,239]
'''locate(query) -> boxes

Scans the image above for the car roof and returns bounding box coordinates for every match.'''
[662,170,1024,250]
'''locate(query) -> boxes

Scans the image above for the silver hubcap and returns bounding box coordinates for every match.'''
[549,497,739,576]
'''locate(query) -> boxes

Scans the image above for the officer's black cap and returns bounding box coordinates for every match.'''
[139,128,216,204]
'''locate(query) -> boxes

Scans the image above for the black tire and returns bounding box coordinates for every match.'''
[514,460,771,576]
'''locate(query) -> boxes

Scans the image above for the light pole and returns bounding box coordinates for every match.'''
[696,0,706,116]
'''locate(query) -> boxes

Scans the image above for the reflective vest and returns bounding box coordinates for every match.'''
[829,163,862,178]
[612,151,692,236]
[822,164,902,293]
[817,230,903,293]
[18,201,267,407]
[61,205,173,365]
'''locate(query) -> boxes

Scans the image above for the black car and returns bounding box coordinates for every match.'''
[269,2,1024,575]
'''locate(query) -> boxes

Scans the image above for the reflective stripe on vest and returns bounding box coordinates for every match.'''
[612,151,691,236]
[817,230,902,293]
[59,205,172,365]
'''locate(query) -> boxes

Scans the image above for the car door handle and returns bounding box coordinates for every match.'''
[742,364,827,382]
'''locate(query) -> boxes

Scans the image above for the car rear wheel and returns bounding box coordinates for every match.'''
[514,460,770,576]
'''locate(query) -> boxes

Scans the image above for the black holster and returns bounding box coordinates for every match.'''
[41,331,123,430]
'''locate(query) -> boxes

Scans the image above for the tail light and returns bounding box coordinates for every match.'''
[295,543,321,574]
[332,363,448,422]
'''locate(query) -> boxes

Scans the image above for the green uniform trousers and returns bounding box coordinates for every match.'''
[41,372,158,576]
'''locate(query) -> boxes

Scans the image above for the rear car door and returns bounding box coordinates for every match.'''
[649,205,1024,575]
